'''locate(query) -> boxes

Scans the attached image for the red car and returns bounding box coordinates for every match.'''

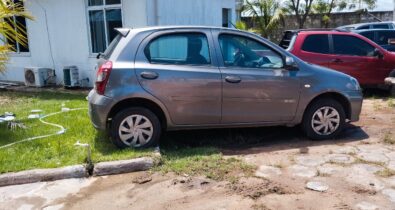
[280,30,395,94]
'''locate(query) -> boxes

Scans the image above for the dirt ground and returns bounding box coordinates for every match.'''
[0,97,395,210]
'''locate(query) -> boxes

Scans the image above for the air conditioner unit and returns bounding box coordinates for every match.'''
[63,66,80,88]
[24,67,56,87]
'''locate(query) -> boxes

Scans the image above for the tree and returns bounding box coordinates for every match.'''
[312,0,377,28]
[284,0,315,29]
[241,0,285,38]
[0,0,33,73]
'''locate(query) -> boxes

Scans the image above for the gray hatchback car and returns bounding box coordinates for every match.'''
[88,26,363,149]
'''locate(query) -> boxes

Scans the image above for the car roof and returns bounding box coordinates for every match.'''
[355,29,395,33]
[338,21,395,29]
[123,25,241,33]
[292,29,351,35]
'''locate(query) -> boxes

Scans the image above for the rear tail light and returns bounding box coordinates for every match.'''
[95,61,113,95]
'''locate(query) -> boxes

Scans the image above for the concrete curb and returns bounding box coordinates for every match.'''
[93,157,155,176]
[0,165,88,187]
[0,155,159,187]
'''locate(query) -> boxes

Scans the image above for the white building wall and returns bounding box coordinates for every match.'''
[1,0,236,87]
[147,0,236,26]
[1,0,148,86]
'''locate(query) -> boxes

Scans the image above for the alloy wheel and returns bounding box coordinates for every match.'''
[118,115,153,147]
[311,106,340,135]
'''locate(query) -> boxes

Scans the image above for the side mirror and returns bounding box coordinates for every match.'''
[373,49,384,59]
[284,56,298,70]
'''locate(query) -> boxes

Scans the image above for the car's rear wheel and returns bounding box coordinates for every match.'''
[302,98,346,140]
[111,107,161,149]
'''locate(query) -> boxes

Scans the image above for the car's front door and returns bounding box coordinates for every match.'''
[214,32,301,123]
[135,30,222,125]
[328,34,386,85]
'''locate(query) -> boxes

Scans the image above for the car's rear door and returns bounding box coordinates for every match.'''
[328,34,385,85]
[213,31,300,123]
[291,34,331,67]
[134,29,222,125]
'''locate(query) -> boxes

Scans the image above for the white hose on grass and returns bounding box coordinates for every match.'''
[0,108,88,150]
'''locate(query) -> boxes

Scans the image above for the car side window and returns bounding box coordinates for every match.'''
[358,25,370,30]
[359,31,375,41]
[373,24,390,29]
[218,34,283,69]
[301,35,330,54]
[145,33,211,65]
[377,31,395,45]
[333,35,375,57]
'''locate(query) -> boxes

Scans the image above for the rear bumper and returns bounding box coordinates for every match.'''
[346,91,363,122]
[88,90,114,130]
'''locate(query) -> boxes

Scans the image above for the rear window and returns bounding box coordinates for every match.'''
[279,31,296,49]
[301,35,330,54]
[103,34,121,59]
[377,31,395,45]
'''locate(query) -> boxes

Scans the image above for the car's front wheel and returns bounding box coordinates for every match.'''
[111,107,161,149]
[302,98,346,140]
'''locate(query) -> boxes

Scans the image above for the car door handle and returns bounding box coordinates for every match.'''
[331,58,343,63]
[140,71,159,80]
[225,75,242,83]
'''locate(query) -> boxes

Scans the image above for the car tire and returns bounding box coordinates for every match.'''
[302,98,346,140]
[110,107,161,149]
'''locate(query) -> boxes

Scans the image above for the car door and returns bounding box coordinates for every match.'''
[134,29,222,125]
[292,34,331,67]
[328,34,386,85]
[213,31,301,123]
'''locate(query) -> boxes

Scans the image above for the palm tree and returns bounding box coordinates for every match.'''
[0,0,33,73]
[242,0,285,38]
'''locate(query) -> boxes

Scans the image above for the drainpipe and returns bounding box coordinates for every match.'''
[393,0,395,21]
[33,0,56,70]
[153,0,159,25]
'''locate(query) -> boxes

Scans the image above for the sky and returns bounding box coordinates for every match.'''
[375,0,393,11]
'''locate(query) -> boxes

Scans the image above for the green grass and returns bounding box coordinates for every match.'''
[0,91,152,173]
[0,90,253,180]
[157,146,254,181]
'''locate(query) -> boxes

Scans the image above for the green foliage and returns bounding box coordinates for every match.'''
[312,0,377,28]
[283,0,315,28]
[0,0,33,73]
[242,0,285,38]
